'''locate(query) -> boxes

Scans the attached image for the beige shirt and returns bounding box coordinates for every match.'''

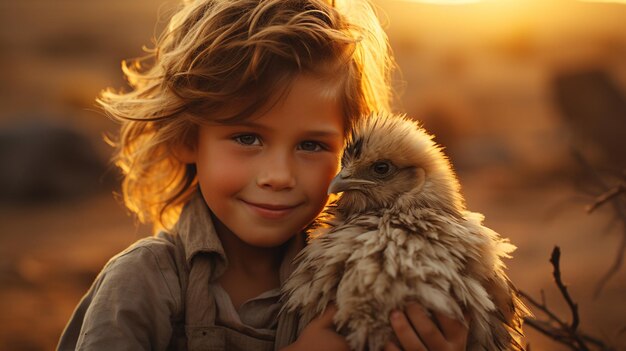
[58,192,304,351]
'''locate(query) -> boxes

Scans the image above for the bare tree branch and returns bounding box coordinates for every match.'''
[519,290,568,330]
[520,247,617,351]
[590,178,626,298]
[586,184,626,214]
[571,150,626,297]
[549,247,580,331]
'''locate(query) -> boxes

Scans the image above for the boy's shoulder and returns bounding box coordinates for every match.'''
[84,232,187,316]
[89,233,185,302]
[58,233,186,350]
[100,231,188,279]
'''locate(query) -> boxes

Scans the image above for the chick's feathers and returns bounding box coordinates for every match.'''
[282,113,530,351]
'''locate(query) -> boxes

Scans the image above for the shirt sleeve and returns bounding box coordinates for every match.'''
[57,239,182,351]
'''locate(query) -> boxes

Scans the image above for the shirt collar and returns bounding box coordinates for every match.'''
[174,191,227,268]
[173,190,306,284]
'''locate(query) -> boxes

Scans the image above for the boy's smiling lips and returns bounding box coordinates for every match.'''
[240,199,303,219]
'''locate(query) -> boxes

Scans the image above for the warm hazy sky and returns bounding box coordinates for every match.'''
[400,0,626,4]
[375,0,626,47]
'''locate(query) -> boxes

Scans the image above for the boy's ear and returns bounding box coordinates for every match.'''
[172,142,197,164]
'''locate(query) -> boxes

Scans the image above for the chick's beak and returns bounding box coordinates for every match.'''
[327,169,375,195]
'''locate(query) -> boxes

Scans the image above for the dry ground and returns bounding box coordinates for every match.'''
[1,0,625,350]
[0,170,624,350]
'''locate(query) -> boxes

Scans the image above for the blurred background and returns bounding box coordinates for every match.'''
[0,0,625,350]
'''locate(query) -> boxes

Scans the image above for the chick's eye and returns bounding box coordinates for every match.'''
[233,134,261,146]
[372,161,391,175]
[299,141,323,152]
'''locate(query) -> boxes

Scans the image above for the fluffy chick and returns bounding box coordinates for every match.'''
[282,112,530,351]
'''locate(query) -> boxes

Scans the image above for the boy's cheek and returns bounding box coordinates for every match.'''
[196,155,252,193]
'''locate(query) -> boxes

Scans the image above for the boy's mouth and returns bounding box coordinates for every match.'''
[240,200,301,219]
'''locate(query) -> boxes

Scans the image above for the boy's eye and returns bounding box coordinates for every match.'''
[298,141,324,152]
[233,134,261,146]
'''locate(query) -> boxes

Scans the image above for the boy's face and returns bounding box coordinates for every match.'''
[193,75,345,248]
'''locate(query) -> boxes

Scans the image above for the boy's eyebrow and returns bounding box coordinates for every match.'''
[233,121,270,130]
[231,121,342,138]
[302,130,342,139]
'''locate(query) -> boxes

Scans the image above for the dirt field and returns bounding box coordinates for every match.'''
[1,170,624,350]
[0,0,625,350]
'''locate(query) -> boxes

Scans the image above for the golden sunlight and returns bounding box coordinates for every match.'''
[580,0,626,3]
[399,0,626,4]
[400,0,482,3]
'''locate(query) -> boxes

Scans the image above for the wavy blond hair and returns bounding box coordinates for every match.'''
[99,0,395,231]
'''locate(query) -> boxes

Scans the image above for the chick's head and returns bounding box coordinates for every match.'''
[330,112,465,216]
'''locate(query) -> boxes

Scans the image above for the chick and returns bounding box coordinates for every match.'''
[282,112,529,351]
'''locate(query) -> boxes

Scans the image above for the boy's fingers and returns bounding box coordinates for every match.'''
[434,310,470,342]
[390,310,427,351]
[405,303,447,350]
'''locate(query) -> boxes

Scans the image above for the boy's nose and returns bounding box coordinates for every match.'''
[256,153,296,191]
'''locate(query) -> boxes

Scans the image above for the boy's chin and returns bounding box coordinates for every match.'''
[237,228,298,248]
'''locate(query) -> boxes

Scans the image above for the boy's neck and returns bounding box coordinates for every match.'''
[212,214,288,276]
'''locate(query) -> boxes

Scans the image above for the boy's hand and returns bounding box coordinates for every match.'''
[286,304,350,351]
[385,303,469,351]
